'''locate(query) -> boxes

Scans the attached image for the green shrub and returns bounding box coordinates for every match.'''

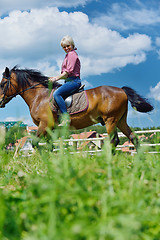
[0,135,160,240]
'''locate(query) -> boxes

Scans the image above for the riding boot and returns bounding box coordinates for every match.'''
[58,113,70,127]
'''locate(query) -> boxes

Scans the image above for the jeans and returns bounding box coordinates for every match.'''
[53,77,81,113]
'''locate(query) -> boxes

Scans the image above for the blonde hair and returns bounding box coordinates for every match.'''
[60,35,75,48]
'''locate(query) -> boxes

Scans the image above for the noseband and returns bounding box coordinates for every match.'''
[0,75,12,107]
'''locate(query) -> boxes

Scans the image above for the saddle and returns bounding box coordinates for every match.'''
[49,83,89,115]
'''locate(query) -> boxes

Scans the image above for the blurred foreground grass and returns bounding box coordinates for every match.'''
[0,137,160,240]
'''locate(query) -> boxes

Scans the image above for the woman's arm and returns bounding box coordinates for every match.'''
[49,71,68,82]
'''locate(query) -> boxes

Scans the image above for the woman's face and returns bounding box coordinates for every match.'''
[62,44,73,53]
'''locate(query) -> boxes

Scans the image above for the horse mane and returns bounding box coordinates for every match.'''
[11,66,49,89]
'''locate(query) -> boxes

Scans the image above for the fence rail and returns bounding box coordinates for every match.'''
[50,129,160,154]
[15,129,160,157]
[103,129,160,137]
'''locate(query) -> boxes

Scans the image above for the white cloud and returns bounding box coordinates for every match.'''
[3,116,33,126]
[92,2,160,31]
[127,108,154,127]
[81,79,93,89]
[157,50,160,59]
[0,7,152,78]
[156,37,160,47]
[128,108,145,119]
[155,37,160,59]
[148,82,160,101]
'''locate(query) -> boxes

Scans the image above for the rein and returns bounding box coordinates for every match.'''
[1,76,48,104]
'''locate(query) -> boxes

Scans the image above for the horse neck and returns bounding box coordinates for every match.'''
[20,83,48,107]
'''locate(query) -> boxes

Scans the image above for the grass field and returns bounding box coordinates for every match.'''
[0,133,160,240]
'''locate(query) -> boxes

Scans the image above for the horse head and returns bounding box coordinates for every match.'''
[0,67,19,108]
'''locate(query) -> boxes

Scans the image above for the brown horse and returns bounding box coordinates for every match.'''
[0,66,153,149]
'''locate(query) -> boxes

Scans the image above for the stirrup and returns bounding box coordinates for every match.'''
[79,84,85,91]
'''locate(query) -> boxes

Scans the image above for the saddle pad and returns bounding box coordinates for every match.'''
[49,90,89,115]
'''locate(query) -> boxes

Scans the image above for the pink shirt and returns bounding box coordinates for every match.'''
[61,50,81,78]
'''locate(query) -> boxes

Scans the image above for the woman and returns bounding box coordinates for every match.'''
[49,35,81,126]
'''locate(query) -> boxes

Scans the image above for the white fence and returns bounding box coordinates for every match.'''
[15,129,160,156]
[51,129,160,154]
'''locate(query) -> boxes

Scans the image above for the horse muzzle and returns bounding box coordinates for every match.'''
[0,101,5,108]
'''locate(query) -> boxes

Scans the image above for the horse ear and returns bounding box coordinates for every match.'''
[5,67,10,77]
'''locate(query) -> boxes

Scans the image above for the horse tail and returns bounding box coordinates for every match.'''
[122,86,154,113]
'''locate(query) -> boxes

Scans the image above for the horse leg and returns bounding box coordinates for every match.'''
[37,121,49,137]
[35,108,55,138]
[103,116,119,148]
[110,130,120,147]
[117,112,139,150]
[109,128,120,155]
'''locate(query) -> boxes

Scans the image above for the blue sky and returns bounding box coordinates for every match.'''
[0,0,160,128]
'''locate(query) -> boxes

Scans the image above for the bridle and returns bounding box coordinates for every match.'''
[0,75,11,107]
[0,74,48,107]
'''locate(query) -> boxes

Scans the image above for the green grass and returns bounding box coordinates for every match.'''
[0,137,160,240]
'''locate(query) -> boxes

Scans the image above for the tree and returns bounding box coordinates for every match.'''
[4,125,26,147]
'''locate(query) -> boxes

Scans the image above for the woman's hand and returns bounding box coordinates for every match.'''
[49,71,68,82]
[49,77,58,82]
